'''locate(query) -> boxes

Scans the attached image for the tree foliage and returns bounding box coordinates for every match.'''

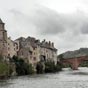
[0,62,9,76]
[45,61,62,73]
[36,62,44,74]
[12,56,34,76]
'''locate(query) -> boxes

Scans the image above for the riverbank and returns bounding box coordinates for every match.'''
[0,56,62,79]
[0,67,88,88]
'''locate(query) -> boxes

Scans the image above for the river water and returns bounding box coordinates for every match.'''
[0,67,88,88]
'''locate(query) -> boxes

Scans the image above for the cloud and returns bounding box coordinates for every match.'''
[80,21,88,34]
[8,5,88,37]
[9,6,67,36]
[2,4,88,54]
[31,7,66,35]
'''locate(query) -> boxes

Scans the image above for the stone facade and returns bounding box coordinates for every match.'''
[16,37,57,66]
[39,39,57,64]
[0,19,19,60]
[0,18,58,66]
[0,19,8,59]
[7,37,19,58]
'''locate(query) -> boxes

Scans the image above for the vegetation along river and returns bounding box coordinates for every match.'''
[0,67,88,88]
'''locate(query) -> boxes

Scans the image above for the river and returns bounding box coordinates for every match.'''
[0,67,88,88]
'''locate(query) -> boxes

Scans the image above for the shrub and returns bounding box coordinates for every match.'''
[36,62,44,74]
[28,64,35,74]
[55,62,62,71]
[0,62,9,76]
[44,61,62,73]
[0,55,4,61]
[79,61,88,67]
[12,56,34,75]
[45,61,56,73]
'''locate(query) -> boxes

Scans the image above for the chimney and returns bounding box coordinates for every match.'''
[52,42,54,47]
[49,41,51,45]
[43,39,46,42]
[42,39,46,43]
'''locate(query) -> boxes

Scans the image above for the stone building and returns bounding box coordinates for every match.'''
[0,19,19,59]
[0,19,8,59]
[7,37,19,58]
[0,18,58,66]
[39,39,57,64]
[16,36,57,66]
[16,37,40,65]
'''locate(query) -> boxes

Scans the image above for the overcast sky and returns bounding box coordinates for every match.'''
[0,0,88,54]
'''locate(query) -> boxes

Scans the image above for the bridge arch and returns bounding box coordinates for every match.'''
[60,56,88,70]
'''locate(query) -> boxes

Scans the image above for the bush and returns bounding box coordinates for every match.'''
[79,61,88,67]
[12,56,34,76]
[36,62,44,74]
[0,62,9,76]
[45,61,56,73]
[45,61,62,73]
[0,55,4,61]
[55,62,62,71]
[25,63,35,74]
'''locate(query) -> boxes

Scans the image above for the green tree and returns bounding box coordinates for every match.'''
[45,61,56,73]
[12,56,34,76]
[44,61,62,73]
[36,62,44,74]
[55,62,62,71]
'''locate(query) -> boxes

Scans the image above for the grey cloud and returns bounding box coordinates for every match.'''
[8,5,88,54]
[9,6,88,36]
[29,7,88,36]
[32,8,66,35]
[80,21,88,34]
[10,6,66,35]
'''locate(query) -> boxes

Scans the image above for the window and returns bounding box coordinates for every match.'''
[33,57,36,61]
[47,54,48,58]
[3,43,5,46]
[8,54,10,57]
[29,51,32,55]
[3,32,5,39]
[16,46,18,49]
[30,56,32,59]
[34,52,35,55]
[33,47,36,50]
[46,50,48,52]
[8,47,10,50]
[21,52,23,55]
[14,43,15,46]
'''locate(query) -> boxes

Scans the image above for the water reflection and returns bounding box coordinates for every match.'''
[0,67,88,88]
[69,72,88,75]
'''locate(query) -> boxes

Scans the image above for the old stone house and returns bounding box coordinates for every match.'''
[0,18,58,66]
[7,37,19,58]
[16,37,57,66]
[0,19,8,59]
[0,19,19,60]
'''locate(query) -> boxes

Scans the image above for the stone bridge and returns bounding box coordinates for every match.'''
[60,56,88,70]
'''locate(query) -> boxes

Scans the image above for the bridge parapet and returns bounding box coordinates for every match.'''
[60,55,88,70]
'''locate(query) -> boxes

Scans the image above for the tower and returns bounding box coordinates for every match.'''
[0,18,8,59]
